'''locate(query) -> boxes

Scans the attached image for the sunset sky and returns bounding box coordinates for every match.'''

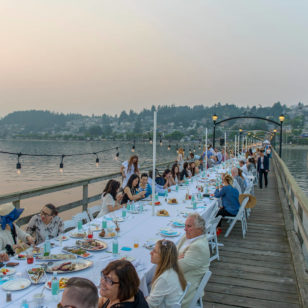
[0,0,307,117]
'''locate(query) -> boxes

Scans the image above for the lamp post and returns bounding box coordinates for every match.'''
[239,128,243,154]
[273,129,277,149]
[212,114,218,148]
[279,114,285,157]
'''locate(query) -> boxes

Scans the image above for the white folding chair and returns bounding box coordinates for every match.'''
[207,216,222,262]
[172,282,191,308]
[223,197,249,238]
[63,219,76,232]
[188,271,212,308]
[72,211,90,225]
[87,205,102,220]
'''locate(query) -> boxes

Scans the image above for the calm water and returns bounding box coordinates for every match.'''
[281,146,308,197]
[0,140,307,218]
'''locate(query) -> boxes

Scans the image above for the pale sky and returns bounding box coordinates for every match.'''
[0,0,307,117]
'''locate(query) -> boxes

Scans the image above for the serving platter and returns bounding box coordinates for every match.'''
[76,239,108,251]
[36,254,77,261]
[46,259,93,274]
[62,246,91,258]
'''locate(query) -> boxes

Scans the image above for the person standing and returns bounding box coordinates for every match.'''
[120,155,140,188]
[257,150,269,188]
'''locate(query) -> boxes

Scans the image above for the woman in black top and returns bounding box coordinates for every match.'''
[180,162,191,180]
[121,174,145,205]
[99,260,149,308]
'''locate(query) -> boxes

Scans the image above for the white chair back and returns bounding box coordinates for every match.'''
[188,271,212,308]
[73,211,90,225]
[207,216,222,262]
[224,197,249,238]
[172,282,191,308]
[63,219,76,232]
[88,205,102,220]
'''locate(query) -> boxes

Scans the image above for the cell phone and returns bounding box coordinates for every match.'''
[6,262,19,267]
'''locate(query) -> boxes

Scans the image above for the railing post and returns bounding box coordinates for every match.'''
[13,200,20,209]
[82,184,88,211]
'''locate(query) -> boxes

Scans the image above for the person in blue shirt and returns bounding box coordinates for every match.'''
[214,174,240,228]
[137,173,152,198]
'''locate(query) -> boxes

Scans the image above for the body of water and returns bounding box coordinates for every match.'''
[281,146,308,197]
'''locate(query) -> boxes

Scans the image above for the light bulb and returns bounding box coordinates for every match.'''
[96,157,99,167]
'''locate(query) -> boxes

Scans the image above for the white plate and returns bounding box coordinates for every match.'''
[0,268,16,277]
[1,278,31,291]
[55,236,69,241]
[160,232,180,237]
[114,217,124,222]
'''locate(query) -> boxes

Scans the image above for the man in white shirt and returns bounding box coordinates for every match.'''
[177,213,210,308]
[239,160,248,175]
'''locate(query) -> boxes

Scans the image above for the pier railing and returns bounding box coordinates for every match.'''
[272,149,308,305]
[0,160,174,226]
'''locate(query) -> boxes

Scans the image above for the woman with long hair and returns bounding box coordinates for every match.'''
[147,240,186,308]
[171,163,181,184]
[189,161,199,177]
[120,155,140,188]
[121,174,145,205]
[180,162,191,180]
[176,148,184,172]
[98,180,123,217]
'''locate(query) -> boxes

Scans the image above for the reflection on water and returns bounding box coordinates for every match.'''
[282,147,308,196]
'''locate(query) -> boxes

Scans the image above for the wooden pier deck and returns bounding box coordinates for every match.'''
[204,171,302,308]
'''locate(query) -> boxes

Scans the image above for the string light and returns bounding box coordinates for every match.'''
[131,140,135,152]
[0,146,119,173]
[193,146,196,153]
[59,155,65,173]
[16,153,22,175]
[198,144,201,150]
[168,144,171,151]
[160,138,163,147]
[149,137,152,144]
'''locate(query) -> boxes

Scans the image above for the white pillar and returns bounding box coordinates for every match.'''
[151,111,157,216]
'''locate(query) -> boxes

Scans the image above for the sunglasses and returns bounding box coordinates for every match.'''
[101,273,120,286]
[57,304,76,308]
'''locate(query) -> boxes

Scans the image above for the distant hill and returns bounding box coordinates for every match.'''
[0,102,304,140]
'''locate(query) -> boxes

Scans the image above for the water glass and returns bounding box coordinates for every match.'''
[77,220,82,231]
[102,220,107,229]
[193,201,197,210]
[122,208,127,218]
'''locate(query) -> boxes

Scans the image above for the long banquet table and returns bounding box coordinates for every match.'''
[1,164,233,308]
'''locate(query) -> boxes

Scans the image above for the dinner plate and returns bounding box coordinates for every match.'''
[46,259,93,274]
[1,278,31,291]
[62,247,92,259]
[15,254,27,260]
[160,229,180,237]
[172,221,185,228]
[55,235,69,241]
[113,217,124,222]
[0,268,16,277]
[76,239,108,251]
[69,232,87,239]
[36,254,77,261]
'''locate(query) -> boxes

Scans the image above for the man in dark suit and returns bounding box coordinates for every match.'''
[257,150,269,188]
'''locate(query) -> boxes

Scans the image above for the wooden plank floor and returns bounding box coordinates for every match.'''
[203,171,301,308]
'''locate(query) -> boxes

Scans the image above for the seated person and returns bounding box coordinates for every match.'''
[171,163,181,184]
[98,180,123,217]
[177,213,210,308]
[121,174,146,205]
[0,203,34,258]
[231,167,246,193]
[99,259,149,308]
[239,160,248,175]
[162,169,176,189]
[59,277,98,308]
[148,171,166,195]
[147,240,186,308]
[189,161,199,176]
[27,203,64,244]
[207,156,217,168]
[214,174,240,227]
[137,173,152,198]
[180,162,191,181]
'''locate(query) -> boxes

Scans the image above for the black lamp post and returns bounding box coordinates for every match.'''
[279,114,285,157]
[212,114,218,148]
[239,128,243,153]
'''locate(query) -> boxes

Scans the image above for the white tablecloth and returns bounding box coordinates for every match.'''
[1,168,228,308]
